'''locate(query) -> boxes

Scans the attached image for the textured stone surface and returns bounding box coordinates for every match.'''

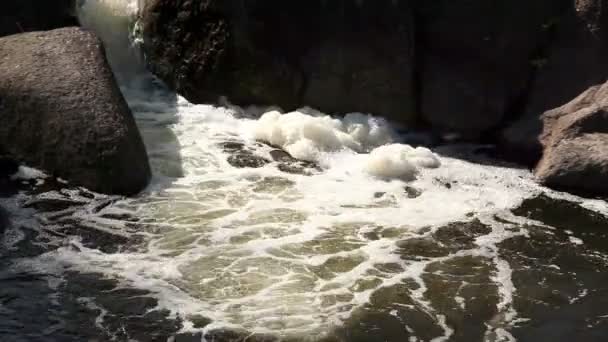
[415,0,570,138]
[502,0,608,163]
[0,27,151,195]
[535,82,608,195]
[141,0,416,122]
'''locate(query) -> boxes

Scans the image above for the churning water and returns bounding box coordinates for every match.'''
[2,1,608,341]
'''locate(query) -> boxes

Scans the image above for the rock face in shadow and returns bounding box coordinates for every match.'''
[0,0,77,37]
[534,82,608,196]
[0,205,7,235]
[502,0,608,163]
[0,27,151,195]
[140,0,608,195]
[415,0,570,138]
[141,0,416,122]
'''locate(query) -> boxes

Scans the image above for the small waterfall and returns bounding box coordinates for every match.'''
[76,0,147,85]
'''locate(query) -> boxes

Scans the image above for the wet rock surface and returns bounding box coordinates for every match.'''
[227,152,271,169]
[403,185,422,199]
[221,141,320,175]
[513,194,608,252]
[271,149,321,175]
[222,142,271,169]
[397,219,492,260]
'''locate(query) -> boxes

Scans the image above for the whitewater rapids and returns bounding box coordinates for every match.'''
[2,1,607,341]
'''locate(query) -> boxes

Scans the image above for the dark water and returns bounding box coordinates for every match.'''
[1,178,608,342]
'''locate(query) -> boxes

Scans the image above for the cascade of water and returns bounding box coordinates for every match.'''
[76,0,146,84]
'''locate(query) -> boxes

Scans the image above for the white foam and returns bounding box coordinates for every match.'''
[569,236,584,245]
[10,86,608,339]
[253,110,393,160]
[13,88,550,338]
[364,144,440,181]
[253,109,439,180]
[10,166,48,181]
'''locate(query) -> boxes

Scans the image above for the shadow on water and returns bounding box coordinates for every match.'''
[121,75,185,184]
[0,182,185,342]
[432,143,531,170]
[0,259,182,342]
[77,0,186,191]
[0,73,187,341]
[322,195,608,342]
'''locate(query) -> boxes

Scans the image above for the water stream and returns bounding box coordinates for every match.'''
[1,1,608,341]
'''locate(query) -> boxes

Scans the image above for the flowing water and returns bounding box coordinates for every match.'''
[2,1,608,341]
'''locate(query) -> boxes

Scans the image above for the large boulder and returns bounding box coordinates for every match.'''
[141,0,416,122]
[502,0,608,163]
[535,82,608,196]
[0,27,151,195]
[0,0,77,37]
[415,0,570,138]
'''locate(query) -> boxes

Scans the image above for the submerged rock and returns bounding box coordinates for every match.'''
[534,82,608,196]
[513,194,608,234]
[0,0,77,37]
[221,141,270,168]
[141,0,416,123]
[397,219,492,261]
[403,186,422,198]
[221,141,320,174]
[0,28,151,195]
[227,152,270,169]
[270,149,320,175]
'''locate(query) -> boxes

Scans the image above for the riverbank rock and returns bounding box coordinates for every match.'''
[141,0,416,122]
[501,0,608,163]
[0,0,77,37]
[535,82,608,196]
[415,0,570,138]
[0,27,151,195]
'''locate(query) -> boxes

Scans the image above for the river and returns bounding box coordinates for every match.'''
[1,1,608,341]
